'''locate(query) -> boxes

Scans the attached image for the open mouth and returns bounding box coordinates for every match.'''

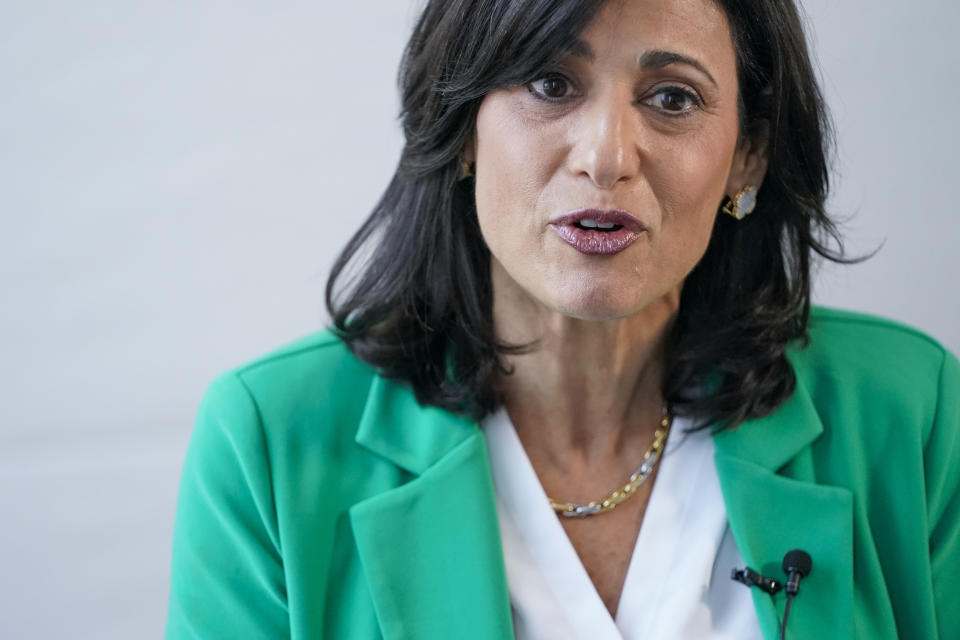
[574,218,624,232]
[549,208,645,256]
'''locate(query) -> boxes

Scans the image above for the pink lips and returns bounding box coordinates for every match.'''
[549,208,646,255]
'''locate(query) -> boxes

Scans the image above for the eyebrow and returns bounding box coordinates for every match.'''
[568,39,718,89]
[638,49,718,88]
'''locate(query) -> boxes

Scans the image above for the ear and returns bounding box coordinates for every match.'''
[725,122,769,198]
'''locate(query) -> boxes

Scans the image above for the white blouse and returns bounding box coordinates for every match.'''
[482,408,765,640]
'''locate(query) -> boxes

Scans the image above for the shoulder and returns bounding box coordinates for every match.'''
[211,327,374,399]
[793,305,958,444]
[197,329,379,458]
[804,305,948,362]
[797,306,953,401]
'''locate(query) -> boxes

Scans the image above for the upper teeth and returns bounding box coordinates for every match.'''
[579,218,615,229]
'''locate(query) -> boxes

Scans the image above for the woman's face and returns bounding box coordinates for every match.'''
[472,0,763,322]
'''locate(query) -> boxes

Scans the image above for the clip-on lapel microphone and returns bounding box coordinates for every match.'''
[731,549,812,640]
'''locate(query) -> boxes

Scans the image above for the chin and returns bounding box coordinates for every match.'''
[546,283,647,322]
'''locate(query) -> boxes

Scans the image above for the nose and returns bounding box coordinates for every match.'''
[566,87,641,189]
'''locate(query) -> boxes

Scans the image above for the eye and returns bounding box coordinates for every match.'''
[526,73,576,101]
[642,86,702,115]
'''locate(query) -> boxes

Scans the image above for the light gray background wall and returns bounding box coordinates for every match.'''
[1,1,957,637]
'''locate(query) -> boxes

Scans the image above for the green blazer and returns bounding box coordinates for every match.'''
[166,307,960,639]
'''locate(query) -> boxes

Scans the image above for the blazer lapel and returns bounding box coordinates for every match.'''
[346,365,856,639]
[349,376,513,640]
[713,377,854,639]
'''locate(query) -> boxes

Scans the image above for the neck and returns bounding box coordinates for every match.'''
[492,268,680,473]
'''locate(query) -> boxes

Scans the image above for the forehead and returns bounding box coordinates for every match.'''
[576,0,736,82]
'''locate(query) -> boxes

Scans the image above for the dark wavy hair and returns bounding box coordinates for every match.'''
[326,0,850,429]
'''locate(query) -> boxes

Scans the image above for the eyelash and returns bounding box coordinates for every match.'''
[524,73,703,117]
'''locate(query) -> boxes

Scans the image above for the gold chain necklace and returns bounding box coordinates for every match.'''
[548,407,672,518]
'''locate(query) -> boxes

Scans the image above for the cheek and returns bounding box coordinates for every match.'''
[655,130,733,211]
[646,132,735,265]
[473,95,557,253]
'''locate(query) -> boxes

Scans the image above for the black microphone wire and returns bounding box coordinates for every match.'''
[779,593,795,640]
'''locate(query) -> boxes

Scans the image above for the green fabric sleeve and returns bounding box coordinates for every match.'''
[925,350,960,640]
[166,372,290,639]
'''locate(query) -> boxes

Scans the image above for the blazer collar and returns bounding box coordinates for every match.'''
[712,373,856,639]
[350,375,514,639]
[354,375,479,474]
[712,366,823,470]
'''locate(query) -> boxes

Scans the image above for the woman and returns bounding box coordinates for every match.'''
[166,0,959,638]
